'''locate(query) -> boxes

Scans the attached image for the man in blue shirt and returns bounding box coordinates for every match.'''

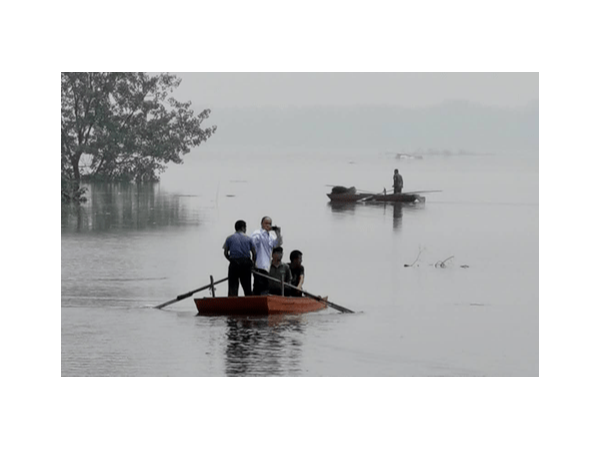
[223,220,256,296]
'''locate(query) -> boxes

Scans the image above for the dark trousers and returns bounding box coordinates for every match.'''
[228,258,253,296]
[253,269,270,295]
[394,186,402,194]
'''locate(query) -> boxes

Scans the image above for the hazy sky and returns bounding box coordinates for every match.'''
[174,73,538,109]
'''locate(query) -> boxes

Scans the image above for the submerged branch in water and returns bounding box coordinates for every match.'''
[435,256,454,268]
[404,246,425,267]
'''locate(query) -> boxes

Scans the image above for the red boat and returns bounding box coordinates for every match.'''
[194,295,328,315]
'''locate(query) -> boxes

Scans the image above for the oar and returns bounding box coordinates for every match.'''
[403,191,444,195]
[398,189,442,195]
[252,270,354,313]
[358,190,386,202]
[154,277,228,309]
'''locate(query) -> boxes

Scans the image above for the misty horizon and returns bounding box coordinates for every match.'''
[173,73,538,109]
[200,98,540,109]
[197,100,539,153]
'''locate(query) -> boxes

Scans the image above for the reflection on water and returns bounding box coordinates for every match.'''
[61,183,202,232]
[329,201,404,230]
[384,202,403,230]
[329,202,357,214]
[223,316,305,376]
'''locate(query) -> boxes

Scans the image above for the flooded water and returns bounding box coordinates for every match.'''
[61,147,538,376]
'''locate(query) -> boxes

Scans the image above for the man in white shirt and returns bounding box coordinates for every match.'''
[251,216,283,295]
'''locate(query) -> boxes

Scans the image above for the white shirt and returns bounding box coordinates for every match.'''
[251,228,282,271]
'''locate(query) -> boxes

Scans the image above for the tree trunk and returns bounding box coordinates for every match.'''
[70,153,82,194]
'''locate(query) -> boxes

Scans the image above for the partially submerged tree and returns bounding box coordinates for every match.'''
[61,72,216,201]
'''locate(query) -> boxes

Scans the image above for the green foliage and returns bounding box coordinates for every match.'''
[61,72,216,200]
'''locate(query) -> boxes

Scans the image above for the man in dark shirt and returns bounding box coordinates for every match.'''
[393,169,403,194]
[268,247,292,295]
[289,250,304,297]
[223,220,256,296]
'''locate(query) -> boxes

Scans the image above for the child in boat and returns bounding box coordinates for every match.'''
[289,250,305,297]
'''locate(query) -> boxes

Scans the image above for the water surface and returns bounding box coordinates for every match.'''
[61,147,538,376]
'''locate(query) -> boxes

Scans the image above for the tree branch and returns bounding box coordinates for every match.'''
[435,256,454,268]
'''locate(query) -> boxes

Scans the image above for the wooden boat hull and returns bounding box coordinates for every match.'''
[194,295,327,315]
[327,193,425,203]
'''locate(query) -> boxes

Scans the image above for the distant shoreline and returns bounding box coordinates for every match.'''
[203,103,538,152]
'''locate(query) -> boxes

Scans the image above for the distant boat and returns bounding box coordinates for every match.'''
[327,191,425,203]
[395,153,424,160]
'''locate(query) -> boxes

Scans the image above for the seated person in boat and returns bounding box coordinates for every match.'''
[268,247,292,295]
[393,169,403,194]
[289,250,305,297]
[223,220,256,296]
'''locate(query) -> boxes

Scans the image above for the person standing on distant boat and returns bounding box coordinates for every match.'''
[289,250,305,297]
[251,216,283,295]
[223,220,256,296]
[393,169,403,194]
